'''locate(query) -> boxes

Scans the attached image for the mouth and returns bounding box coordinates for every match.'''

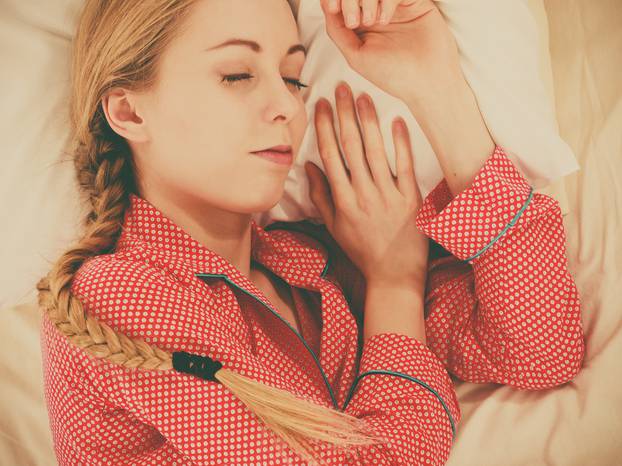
[250,145,294,166]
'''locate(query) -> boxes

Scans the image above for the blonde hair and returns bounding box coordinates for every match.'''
[36,0,385,463]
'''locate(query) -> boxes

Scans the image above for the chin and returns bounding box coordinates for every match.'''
[238,186,286,214]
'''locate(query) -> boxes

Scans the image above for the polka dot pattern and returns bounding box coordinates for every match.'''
[39,144,584,465]
[417,145,534,262]
[414,145,585,389]
[40,191,459,465]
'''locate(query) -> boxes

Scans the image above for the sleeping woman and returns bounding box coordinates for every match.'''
[37,0,586,464]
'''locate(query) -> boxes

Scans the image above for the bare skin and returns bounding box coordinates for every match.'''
[251,261,302,333]
[102,0,308,284]
[103,0,495,343]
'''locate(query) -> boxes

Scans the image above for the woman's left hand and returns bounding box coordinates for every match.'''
[320,0,464,105]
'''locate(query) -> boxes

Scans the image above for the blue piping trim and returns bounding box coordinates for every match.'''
[341,369,457,441]
[195,261,339,410]
[464,187,534,263]
[320,259,329,278]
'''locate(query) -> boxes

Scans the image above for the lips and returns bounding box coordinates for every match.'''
[253,145,292,154]
[251,146,294,166]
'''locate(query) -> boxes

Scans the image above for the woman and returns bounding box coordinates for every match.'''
[38,0,585,464]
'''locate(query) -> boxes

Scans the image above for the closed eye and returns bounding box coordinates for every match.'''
[222,73,309,91]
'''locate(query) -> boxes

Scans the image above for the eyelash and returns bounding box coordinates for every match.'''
[221,73,309,91]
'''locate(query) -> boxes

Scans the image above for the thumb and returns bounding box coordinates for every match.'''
[320,0,362,67]
[304,161,335,230]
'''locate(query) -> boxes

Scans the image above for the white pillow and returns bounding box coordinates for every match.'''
[253,0,580,227]
[0,0,576,309]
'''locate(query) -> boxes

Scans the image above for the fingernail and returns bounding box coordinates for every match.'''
[379,9,388,24]
[329,0,338,12]
[346,13,358,28]
[363,11,372,24]
[337,83,348,98]
[357,94,368,110]
[395,118,407,133]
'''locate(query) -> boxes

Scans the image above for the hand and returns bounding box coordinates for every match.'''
[304,82,429,288]
[319,0,464,105]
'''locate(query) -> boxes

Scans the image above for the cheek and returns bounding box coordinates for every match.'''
[139,82,294,213]
[153,85,248,164]
[143,88,264,202]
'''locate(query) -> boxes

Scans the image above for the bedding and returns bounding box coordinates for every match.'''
[254,0,580,227]
[0,0,620,464]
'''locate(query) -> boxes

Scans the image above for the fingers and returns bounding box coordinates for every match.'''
[313,86,414,219]
[378,0,402,25]
[392,117,421,203]
[334,82,375,197]
[355,93,398,197]
[323,0,393,28]
[325,0,342,14]
[360,0,381,26]
[304,162,336,229]
[313,98,357,210]
[320,0,363,63]
[341,0,360,28]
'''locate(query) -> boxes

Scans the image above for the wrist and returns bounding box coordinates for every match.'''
[404,76,497,197]
[402,73,468,115]
[365,277,425,297]
[364,284,426,345]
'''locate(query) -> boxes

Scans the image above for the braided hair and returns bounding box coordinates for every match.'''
[37,1,385,464]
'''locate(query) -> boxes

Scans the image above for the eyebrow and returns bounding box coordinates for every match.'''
[205,38,307,57]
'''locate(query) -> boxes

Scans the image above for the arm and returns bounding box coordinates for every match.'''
[415,145,586,389]
[362,282,427,345]
[290,142,585,391]
[402,75,585,389]
[41,254,460,465]
[404,75,497,199]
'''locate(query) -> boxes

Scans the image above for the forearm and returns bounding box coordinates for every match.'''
[414,142,585,388]
[363,282,427,345]
[405,76,496,198]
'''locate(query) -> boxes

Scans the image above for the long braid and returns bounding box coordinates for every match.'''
[37,0,387,463]
[36,128,381,456]
[36,112,173,370]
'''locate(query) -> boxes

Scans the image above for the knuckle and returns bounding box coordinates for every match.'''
[334,195,354,213]
[367,147,384,162]
[357,191,378,213]
[341,136,359,154]
[391,195,414,214]
[323,149,339,162]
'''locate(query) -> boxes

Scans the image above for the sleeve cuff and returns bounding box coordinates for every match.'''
[343,332,460,439]
[415,145,534,263]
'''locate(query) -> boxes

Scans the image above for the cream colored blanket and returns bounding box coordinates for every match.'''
[0,1,619,464]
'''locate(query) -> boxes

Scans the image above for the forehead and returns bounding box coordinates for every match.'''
[179,0,300,56]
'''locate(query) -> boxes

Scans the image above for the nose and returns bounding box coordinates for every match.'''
[262,74,303,124]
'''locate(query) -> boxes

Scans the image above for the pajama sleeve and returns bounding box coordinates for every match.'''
[40,253,460,465]
[415,145,586,389]
[336,332,461,465]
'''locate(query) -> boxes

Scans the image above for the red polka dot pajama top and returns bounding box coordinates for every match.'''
[40,145,586,465]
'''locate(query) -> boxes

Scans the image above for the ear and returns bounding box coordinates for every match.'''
[101,88,149,143]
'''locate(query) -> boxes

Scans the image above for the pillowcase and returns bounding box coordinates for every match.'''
[252,0,580,227]
[0,0,574,309]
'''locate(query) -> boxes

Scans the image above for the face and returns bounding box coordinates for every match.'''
[128,0,308,215]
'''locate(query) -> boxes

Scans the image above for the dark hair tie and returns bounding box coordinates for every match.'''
[172,351,223,382]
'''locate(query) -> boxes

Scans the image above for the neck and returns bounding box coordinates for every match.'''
[140,188,255,278]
